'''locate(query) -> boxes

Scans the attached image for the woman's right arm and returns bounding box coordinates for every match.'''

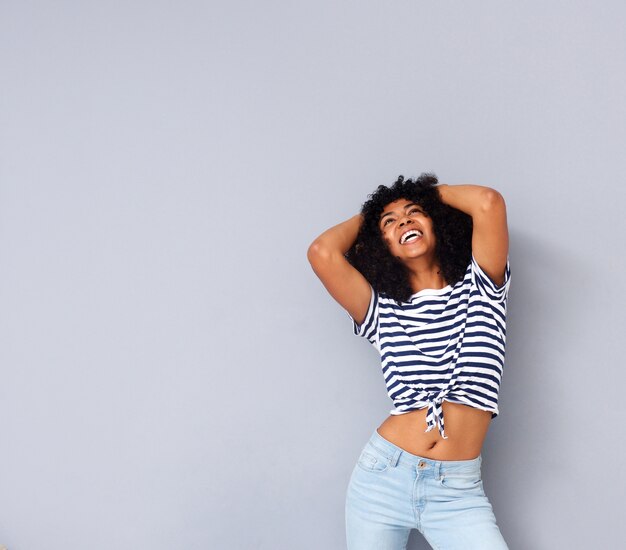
[306,214,373,327]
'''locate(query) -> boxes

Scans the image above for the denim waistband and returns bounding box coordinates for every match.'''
[367,428,482,476]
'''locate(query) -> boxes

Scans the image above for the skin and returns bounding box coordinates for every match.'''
[375,198,492,460]
[379,198,448,292]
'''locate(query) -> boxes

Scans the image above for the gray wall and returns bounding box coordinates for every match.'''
[1,1,624,549]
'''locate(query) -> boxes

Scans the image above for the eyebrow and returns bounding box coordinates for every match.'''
[380,203,423,223]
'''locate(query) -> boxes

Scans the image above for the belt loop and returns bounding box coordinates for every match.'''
[435,461,442,480]
[390,448,401,467]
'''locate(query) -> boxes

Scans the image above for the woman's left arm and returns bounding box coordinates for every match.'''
[436,184,509,287]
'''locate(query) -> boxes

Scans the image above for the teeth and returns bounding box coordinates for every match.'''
[400,230,422,244]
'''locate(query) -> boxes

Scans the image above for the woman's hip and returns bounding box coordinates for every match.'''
[345,429,508,549]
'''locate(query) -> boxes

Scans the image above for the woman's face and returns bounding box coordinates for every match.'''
[378,198,436,262]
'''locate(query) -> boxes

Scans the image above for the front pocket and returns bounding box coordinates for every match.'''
[356,444,391,473]
[439,472,482,490]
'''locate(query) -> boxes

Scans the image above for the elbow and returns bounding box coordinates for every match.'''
[307,241,329,263]
[480,189,506,213]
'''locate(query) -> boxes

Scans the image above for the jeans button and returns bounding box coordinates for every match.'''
[418,461,426,468]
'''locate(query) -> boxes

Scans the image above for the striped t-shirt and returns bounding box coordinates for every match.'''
[349,253,511,440]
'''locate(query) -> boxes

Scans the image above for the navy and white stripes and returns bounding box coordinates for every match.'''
[349,253,511,439]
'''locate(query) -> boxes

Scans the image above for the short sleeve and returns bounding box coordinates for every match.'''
[471,253,511,303]
[347,284,379,347]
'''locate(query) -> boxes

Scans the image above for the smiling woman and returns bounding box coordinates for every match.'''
[377,198,444,291]
[382,203,427,243]
[307,173,511,550]
[340,174,476,305]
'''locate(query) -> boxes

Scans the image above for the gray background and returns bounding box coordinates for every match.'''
[1,1,625,549]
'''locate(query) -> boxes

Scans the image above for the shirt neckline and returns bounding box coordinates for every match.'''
[409,284,453,299]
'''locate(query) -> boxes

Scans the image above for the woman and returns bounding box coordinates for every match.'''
[307,174,511,550]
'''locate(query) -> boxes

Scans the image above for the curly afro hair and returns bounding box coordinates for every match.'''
[345,173,473,304]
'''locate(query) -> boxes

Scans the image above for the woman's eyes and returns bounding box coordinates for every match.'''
[383,208,423,226]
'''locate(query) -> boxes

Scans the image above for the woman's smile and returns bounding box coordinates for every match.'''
[399,228,423,245]
[379,198,434,259]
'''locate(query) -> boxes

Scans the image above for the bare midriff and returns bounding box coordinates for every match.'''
[376,400,492,460]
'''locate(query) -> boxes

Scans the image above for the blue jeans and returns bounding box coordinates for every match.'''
[345,429,508,550]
